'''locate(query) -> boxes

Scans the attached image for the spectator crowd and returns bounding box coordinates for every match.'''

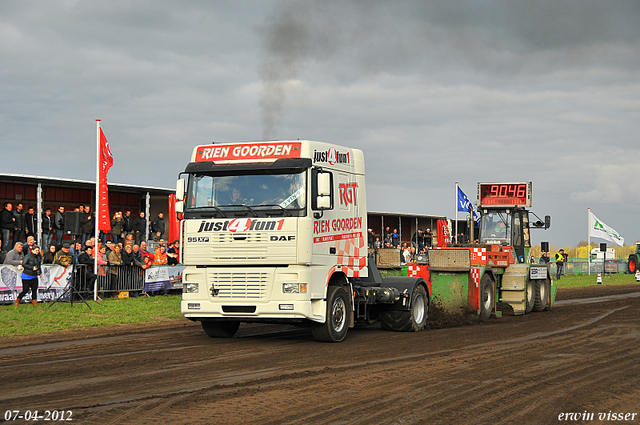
[368,226,435,264]
[2,202,179,301]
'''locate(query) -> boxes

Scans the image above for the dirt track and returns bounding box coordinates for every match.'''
[2,284,640,425]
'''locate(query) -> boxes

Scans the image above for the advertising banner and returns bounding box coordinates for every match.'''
[144,265,185,292]
[0,264,71,304]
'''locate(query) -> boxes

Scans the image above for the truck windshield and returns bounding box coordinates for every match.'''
[185,172,306,217]
[480,212,511,245]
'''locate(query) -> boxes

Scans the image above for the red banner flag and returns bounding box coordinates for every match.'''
[98,128,114,231]
[437,219,450,248]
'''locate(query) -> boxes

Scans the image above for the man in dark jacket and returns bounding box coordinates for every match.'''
[424,229,433,248]
[77,246,97,291]
[122,210,133,237]
[25,206,38,244]
[54,206,65,248]
[132,212,147,245]
[81,206,94,246]
[13,203,26,245]
[411,229,426,252]
[41,208,54,251]
[1,202,15,251]
[151,212,165,242]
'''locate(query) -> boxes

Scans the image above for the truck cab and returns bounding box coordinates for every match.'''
[177,140,428,342]
[479,208,533,263]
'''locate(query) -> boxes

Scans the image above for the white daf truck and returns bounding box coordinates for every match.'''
[177,140,428,342]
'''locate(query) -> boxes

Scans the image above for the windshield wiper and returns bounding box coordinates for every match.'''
[189,206,227,217]
[239,205,259,217]
[219,204,260,217]
[255,204,293,216]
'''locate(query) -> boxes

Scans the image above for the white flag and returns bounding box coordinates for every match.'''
[589,211,624,247]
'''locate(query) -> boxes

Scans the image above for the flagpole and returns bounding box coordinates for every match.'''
[587,207,591,276]
[94,119,101,301]
[455,182,458,243]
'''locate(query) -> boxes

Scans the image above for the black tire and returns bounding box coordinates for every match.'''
[479,274,494,321]
[533,279,550,312]
[525,278,535,314]
[312,286,350,342]
[378,285,429,332]
[201,320,240,338]
[628,255,638,274]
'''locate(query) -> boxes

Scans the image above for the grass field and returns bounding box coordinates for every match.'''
[553,272,638,289]
[1,295,182,337]
[1,272,637,338]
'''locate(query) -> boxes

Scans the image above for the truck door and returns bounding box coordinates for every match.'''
[512,210,531,263]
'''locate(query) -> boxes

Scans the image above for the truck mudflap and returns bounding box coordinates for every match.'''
[376,276,429,311]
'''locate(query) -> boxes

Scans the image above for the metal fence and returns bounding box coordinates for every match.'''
[73,264,145,296]
[549,259,629,275]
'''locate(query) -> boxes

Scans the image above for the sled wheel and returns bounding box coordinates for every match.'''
[379,284,429,332]
[533,279,550,312]
[525,278,536,314]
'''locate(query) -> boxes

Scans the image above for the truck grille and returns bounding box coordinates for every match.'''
[210,272,268,299]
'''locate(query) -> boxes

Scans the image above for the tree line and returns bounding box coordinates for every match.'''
[530,241,637,260]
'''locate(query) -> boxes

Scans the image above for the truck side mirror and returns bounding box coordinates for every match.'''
[541,241,549,252]
[176,178,186,201]
[313,170,333,218]
[316,172,332,209]
[544,215,551,229]
[175,201,184,214]
[317,173,331,196]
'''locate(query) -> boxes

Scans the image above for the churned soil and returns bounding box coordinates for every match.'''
[2,283,639,425]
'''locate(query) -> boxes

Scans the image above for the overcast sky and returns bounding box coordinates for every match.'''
[1,0,639,247]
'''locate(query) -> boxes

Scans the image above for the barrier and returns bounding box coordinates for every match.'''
[0,263,185,304]
[550,259,628,276]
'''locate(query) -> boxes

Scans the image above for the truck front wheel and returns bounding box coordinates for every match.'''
[312,286,350,342]
[201,320,240,338]
[378,285,429,332]
[479,274,494,321]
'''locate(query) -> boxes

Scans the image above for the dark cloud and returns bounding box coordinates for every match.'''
[1,0,639,245]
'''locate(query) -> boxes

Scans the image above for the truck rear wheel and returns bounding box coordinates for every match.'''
[312,286,350,342]
[628,255,638,274]
[525,278,535,314]
[201,320,240,338]
[479,274,494,321]
[378,285,428,332]
[533,279,550,312]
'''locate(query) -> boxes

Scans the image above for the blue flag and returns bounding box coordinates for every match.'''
[457,186,480,224]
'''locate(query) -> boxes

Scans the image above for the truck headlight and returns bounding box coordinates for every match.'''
[184,283,199,293]
[283,283,307,294]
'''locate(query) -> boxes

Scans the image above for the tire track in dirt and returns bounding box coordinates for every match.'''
[67,306,634,424]
[249,313,638,424]
[263,325,638,424]
[2,291,639,424]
